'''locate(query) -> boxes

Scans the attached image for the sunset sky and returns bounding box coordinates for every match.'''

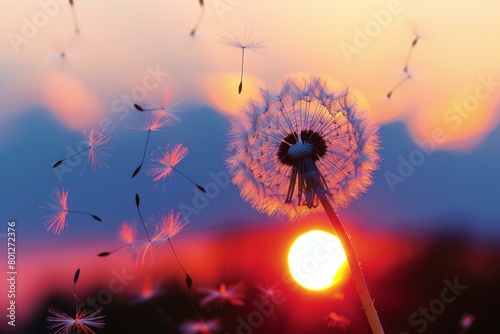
[0,1,499,333]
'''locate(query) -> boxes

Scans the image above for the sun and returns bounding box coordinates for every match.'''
[288,230,347,291]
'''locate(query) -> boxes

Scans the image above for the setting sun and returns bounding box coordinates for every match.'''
[288,230,347,291]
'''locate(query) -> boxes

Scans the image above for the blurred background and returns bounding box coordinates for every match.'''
[0,0,499,333]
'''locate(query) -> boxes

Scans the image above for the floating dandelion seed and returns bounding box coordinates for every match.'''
[157,209,193,289]
[226,76,384,333]
[219,28,267,94]
[325,311,351,330]
[47,36,76,71]
[41,188,102,234]
[47,308,105,334]
[190,0,205,36]
[387,35,420,99]
[68,0,80,34]
[52,122,113,174]
[47,268,105,334]
[148,143,206,193]
[133,194,193,289]
[179,319,221,334]
[198,282,246,309]
[130,109,173,178]
[98,221,136,257]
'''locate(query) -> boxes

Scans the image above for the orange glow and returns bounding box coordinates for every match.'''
[42,73,103,129]
[410,83,500,151]
[205,72,265,117]
[139,275,155,299]
[118,222,137,245]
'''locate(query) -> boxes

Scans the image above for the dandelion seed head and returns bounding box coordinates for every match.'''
[227,75,380,219]
[219,27,268,53]
[147,144,189,188]
[81,122,113,173]
[198,282,246,309]
[46,307,105,334]
[179,319,221,334]
[42,187,69,234]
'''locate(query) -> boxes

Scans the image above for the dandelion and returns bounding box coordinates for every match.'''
[41,188,102,234]
[325,311,351,330]
[198,282,246,309]
[47,268,105,334]
[52,122,113,174]
[130,109,173,178]
[190,0,205,36]
[148,143,206,192]
[97,221,136,257]
[133,194,193,289]
[226,75,384,333]
[68,0,80,34]
[219,28,267,94]
[387,34,420,99]
[179,319,221,334]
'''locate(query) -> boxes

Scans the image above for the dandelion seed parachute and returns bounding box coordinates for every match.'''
[41,188,102,234]
[52,122,113,173]
[219,28,267,94]
[226,75,380,220]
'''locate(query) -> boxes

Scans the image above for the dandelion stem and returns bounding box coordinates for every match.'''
[135,194,151,242]
[98,245,128,257]
[171,166,206,193]
[167,238,188,275]
[387,35,419,99]
[132,129,151,178]
[167,238,193,289]
[190,0,205,36]
[318,192,385,334]
[73,268,80,313]
[64,210,102,222]
[239,47,245,94]
[53,146,91,168]
[69,0,80,34]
